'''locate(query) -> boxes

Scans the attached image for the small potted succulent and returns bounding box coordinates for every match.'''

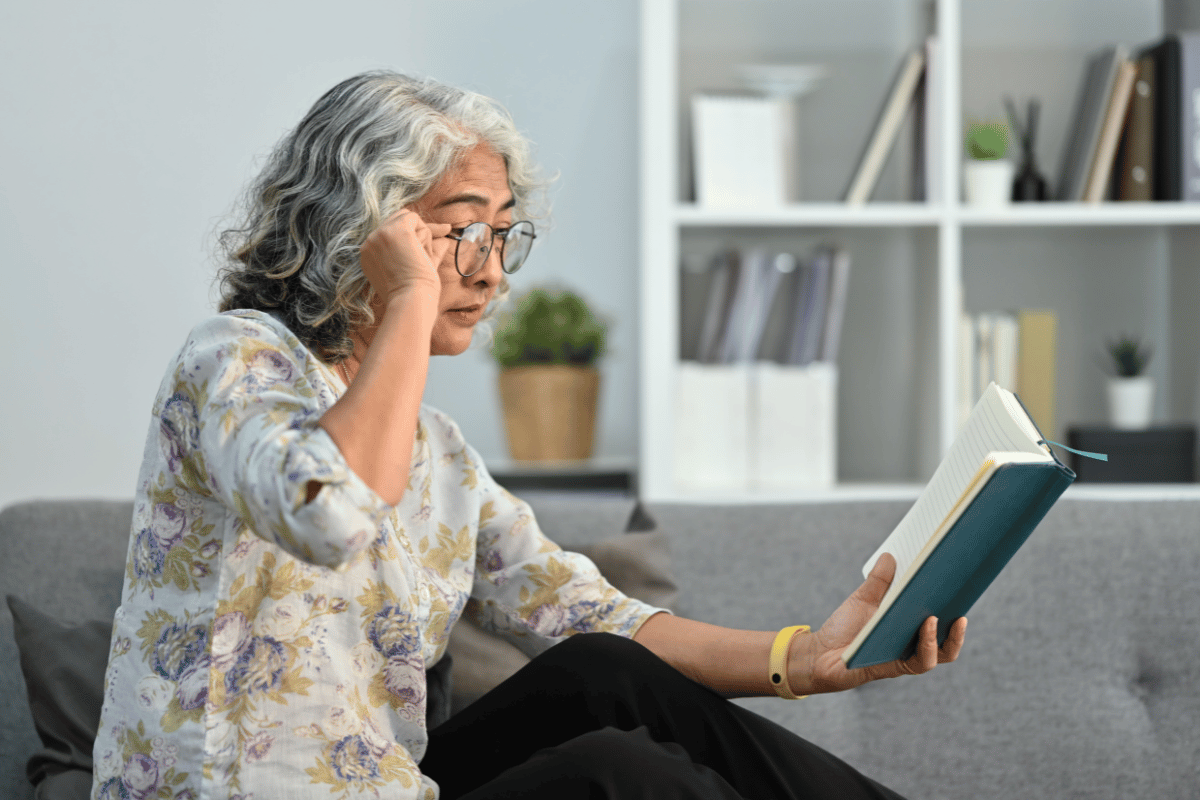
[491,286,609,461]
[963,120,1013,207]
[1104,334,1154,429]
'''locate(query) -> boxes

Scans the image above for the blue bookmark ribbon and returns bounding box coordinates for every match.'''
[1039,439,1108,462]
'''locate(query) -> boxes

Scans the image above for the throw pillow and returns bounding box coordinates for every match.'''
[445,500,677,715]
[6,595,111,800]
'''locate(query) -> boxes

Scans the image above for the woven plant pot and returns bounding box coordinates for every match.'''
[498,365,600,461]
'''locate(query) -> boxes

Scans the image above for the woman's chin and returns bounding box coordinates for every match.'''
[430,327,474,357]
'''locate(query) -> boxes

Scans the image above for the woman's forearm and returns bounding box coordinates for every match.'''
[632,613,814,698]
[317,289,439,506]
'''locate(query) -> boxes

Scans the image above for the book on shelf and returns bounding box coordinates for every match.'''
[843,382,1075,669]
[818,249,852,363]
[1083,54,1136,203]
[1057,45,1129,201]
[683,244,850,369]
[1140,31,1200,201]
[784,247,831,366]
[1015,310,1058,440]
[844,48,925,205]
[912,36,942,203]
[692,250,738,363]
[1116,52,1156,201]
[691,93,797,207]
[1144,35,1182,199]
[958,310,1057,439]
[1182,33,1200,201]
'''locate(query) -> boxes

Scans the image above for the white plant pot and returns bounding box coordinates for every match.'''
[1107,376,1155,429]
[964,160,1014,207]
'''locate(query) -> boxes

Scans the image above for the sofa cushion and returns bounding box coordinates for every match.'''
[6,596,109,800]
[1,499,133,800]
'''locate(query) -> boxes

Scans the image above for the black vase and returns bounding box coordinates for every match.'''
[1012,160,1048,201]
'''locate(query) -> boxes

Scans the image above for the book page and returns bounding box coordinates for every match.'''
[862,383,1051,580]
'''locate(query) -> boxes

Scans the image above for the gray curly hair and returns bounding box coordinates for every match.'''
[217,70,547,361]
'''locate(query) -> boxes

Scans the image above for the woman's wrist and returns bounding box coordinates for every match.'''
[382,283,440,319]
[787,629,819,696]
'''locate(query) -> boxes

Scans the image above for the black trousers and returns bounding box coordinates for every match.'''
[421,632,906,800]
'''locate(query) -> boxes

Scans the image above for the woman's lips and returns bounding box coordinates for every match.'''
[446,304,484,324]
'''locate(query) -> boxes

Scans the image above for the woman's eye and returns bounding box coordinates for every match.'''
[449,228,467,237]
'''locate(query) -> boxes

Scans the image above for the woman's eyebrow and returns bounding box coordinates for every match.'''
[436,193,517,210]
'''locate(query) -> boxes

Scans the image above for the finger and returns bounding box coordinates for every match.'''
[855,553,897,606]
[938,617,968,664]
[426,222,453,238]
[903,616,939,675]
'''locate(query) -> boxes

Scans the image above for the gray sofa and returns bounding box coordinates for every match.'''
[3,494,1199,799]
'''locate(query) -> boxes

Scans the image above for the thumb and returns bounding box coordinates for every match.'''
[856,552,897,606]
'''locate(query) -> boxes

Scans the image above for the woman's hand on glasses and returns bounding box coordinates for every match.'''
[359,208,454,310]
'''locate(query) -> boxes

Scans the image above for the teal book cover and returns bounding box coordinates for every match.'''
[845,460,1075,670]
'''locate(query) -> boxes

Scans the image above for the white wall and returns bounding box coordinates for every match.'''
[0,0,641,507]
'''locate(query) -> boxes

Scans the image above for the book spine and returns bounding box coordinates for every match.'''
[1118,54,1156,201]
[1084,57,1136,203]
[845,49,925,204]
[1016,310,1058,440]
[1182,33,1200,201]
[1150,36,1182,200]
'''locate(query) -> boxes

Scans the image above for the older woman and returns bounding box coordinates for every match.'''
[92,71,965,800]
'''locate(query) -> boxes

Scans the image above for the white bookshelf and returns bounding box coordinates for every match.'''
[638,0,1200,503]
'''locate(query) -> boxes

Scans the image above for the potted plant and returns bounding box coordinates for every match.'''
[491,286,609,461]
[963,120,1013,207]
[1104,334,1154,429]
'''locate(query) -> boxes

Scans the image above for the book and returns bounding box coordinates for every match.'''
[843,382,1076,669]
[818,248,851,363]
[1116,53,1156,201]
[692,93,797,207]
[755,252,801,362]
[1145,35,1183,200]
[719,248,769,364]
[1083,55,1136,203]
[734,248,789,363]
[922,36,943,204]
[1016,310,1058,440]
[965,312,1017,406]
[695,250,739,363]
[1181,33,1200,200]
[1057,46,1128,201]
[844,48,926,205]
[784,248,831,365]
[912,36,942,203]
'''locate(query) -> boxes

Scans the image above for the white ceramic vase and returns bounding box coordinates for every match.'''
[1107,376,1155,429]
[963,160,1014,207]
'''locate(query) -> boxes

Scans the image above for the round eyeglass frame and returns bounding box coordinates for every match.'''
[446,220,537,278]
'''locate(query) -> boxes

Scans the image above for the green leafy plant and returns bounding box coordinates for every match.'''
[491,286,609,368]
[964,120,1008,160]
[1105,334,1153,377]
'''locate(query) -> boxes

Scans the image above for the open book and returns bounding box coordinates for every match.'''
[843,382,1075,669]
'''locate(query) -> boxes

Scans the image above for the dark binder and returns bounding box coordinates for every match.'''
[1145,35,1182,200]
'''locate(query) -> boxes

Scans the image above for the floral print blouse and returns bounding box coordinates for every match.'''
[91,310,664,800]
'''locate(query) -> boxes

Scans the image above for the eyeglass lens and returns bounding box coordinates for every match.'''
[457,221,534,276]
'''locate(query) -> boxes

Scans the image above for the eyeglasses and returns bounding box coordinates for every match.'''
[446,220,537,277]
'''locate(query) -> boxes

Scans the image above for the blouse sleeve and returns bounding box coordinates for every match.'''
[460,441,667,655]
[158,312,391,569]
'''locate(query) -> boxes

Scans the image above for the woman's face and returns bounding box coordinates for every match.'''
[411,144,514,356]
